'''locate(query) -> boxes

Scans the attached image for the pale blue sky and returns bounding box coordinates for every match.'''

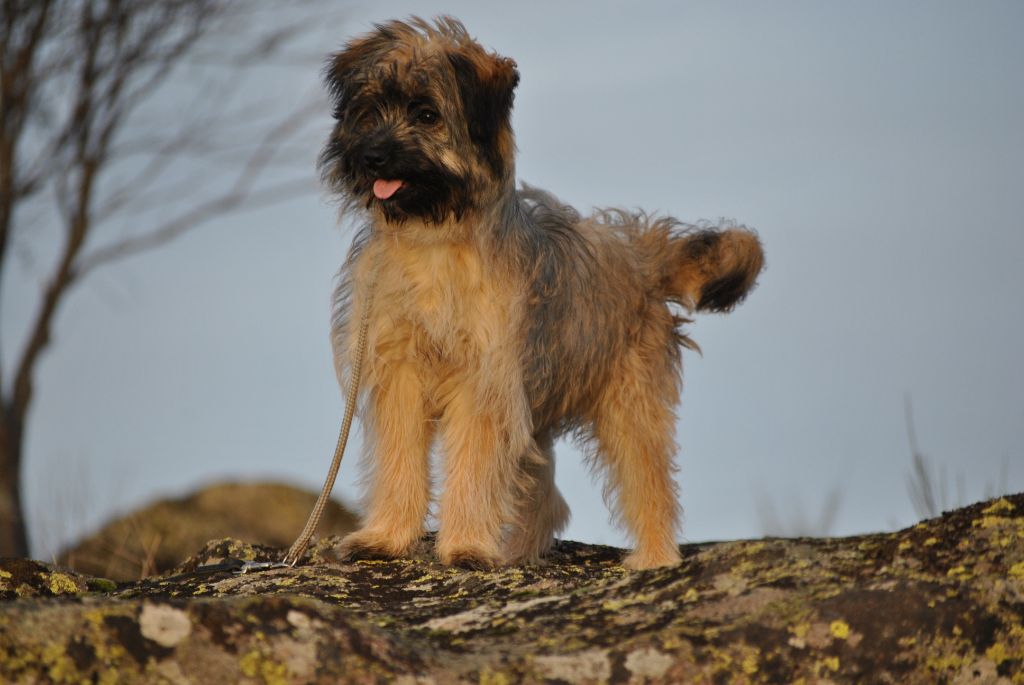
[7,0,1023,557]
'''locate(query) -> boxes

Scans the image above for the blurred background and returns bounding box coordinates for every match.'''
[3,0,1022,571]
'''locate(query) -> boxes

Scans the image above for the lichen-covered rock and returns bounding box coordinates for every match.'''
[0,558,114,600]
[3,494,1023,684]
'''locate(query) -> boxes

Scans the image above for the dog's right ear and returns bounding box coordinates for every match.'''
[324,27,396,120]
[447,48,519,176]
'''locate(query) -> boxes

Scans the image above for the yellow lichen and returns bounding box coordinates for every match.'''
[1008,561,1024,579]
[733,560,756,575]
[240,650,261,678]
[830,620,851,640]
[982,498,1015,514]
[94,641,126,664]
[97,669,120,685]
[946,565,969,578]
[923,537,939,546]
[479,667,510,685]
[227,541,257,561]
[741,650,759,675]
[259,658,288,685]
[0,642,35,672]
[239,649,289,685]
[897,540,912,552]
[986,642,1009,665]
[661,635,684,650]
[790,623,810,639]
[0,569,11,579]
[682,588,699,602]
[974,516,1012,529]
[46,572,81,596]
[42,642,76,683]
[822,656,839,672]
[927,652,966,672]
[706,646,732,669]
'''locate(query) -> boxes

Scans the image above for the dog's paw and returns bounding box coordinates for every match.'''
[437,542,501,570]
[503,531,557,567]
[622,547,682,571]
[502,549,550,567]
[337,529,414,561]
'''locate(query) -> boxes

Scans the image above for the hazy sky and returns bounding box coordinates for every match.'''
[7,1,1023,558]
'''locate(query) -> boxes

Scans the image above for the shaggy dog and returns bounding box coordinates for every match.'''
[321,17,763,569]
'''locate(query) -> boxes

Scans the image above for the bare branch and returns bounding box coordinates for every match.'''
[79,175,314,275]
[79,91,320,274]
[1,0,57,303]
[10,0,231,415]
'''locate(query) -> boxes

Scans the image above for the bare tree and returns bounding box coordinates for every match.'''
[0,0,337,557]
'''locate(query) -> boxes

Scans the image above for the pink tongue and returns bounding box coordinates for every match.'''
[373,179,404,200]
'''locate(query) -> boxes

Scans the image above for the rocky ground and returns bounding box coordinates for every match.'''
[2,494,1023,684]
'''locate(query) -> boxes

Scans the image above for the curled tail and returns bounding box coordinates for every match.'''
[665,227,764,312]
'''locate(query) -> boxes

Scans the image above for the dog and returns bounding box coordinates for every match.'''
[321,17,763,570]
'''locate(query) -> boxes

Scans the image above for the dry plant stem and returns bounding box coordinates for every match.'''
[284,253,378,566]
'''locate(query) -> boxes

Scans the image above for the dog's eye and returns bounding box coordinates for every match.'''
[415,108,439,125]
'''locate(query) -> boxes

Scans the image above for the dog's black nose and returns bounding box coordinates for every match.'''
[362,144,390,170]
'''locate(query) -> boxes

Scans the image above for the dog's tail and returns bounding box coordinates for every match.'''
[663,226,764,312]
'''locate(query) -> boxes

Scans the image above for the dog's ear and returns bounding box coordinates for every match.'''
[324,26,396,120]
[447,48,519,175]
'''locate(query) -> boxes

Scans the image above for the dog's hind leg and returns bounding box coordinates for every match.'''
[591,337,683,570]
[504,434,570,564]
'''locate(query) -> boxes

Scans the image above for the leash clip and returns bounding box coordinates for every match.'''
[234,560,290,575]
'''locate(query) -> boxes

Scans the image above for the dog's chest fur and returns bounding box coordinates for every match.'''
[368,236,518,372]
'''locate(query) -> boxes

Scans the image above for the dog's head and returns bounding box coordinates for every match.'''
[320,17,519,224]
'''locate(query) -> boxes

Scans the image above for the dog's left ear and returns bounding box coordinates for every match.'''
[447,49,519,175]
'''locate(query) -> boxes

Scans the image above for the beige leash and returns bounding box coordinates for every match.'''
[283,258,377,566]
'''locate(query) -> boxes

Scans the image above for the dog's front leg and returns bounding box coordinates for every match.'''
[436,373,530,568]
[339,359,433,559]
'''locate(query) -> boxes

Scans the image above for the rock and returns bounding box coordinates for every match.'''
[2,494,1023,684]
[59,481,358,581]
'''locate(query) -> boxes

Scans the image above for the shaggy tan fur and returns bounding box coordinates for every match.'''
[321,17,764,569]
